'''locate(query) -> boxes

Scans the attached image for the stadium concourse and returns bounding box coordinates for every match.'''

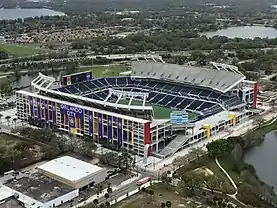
[16,62,258,162]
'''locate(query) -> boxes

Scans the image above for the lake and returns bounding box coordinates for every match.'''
[202,26,277,39]
[244,130,277,192]
[0,8,65,20]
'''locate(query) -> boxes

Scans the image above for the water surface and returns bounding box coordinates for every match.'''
[202,26,277,39]
[0,8,65,20]
[244,130,277,192]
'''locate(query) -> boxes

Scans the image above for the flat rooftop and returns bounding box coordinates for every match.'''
[0,186,13,202]
[38,156,104,182]
[0,198,23,208]
[193,110,246,135]
[4,173,75,204]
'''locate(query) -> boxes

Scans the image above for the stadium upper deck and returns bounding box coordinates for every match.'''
[132,62,246,93]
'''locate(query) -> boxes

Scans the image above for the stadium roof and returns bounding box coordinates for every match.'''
[131,62,245,93]
[38,156,104,183]
[17,90,150,124]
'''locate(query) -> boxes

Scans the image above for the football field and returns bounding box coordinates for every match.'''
[117,99,198,120]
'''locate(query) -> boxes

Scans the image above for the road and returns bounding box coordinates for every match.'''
[76,170,158,207]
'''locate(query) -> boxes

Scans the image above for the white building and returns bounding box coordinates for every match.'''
[38,156,107,189]
[3,173,79,208]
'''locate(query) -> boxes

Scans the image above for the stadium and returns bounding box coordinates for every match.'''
[16,62,258,160]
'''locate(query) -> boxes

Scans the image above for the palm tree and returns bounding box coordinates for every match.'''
[166,201,172,208]
[93,199,99,207]
[148,189,154,201]
[12,118,17,129]
[107,187,112,199]
[161,202,166,208]
[104,193,109,202]
[141,187,146,198]
[5,115,11,126]
[105,202,110,208]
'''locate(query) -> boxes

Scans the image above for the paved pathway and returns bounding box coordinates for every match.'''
[215,157,237,193]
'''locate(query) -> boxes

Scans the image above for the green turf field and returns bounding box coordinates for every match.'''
[116,99,198,120]
[79,64,130,78]
[0,43,46,57]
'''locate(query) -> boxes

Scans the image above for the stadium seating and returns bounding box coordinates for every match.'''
[55,76,244,116]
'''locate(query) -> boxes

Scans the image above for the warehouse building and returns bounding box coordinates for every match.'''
[38,156,107,189]
[3,173,78,208]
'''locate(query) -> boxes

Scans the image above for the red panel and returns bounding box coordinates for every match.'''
[253,82,258,109]
[144,122,151,156]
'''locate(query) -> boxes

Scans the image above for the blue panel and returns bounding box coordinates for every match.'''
[98,113,103,141]
[117,118,122,146]
[60,104,83,118]
[37,98,41,120]
[29,96,34,118]
[45,100,48,123]
[108,115,113,143]
[52,104,56,124]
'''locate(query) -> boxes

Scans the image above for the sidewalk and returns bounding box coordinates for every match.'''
[73,175,141,208]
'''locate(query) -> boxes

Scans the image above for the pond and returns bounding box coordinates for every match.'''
[201,26,277,39]
[0,8,65,20]
[244,130,277,192]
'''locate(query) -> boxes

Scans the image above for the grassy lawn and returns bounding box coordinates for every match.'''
[0,133,22,149]
[0,43,46,57]
[79,64,130,78]
[217,157,241,185]
[115,183,200,208]
[204,159,237,194]
[176,156,236,194]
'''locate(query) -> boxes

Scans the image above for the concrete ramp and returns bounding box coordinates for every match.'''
[156,135,190,158]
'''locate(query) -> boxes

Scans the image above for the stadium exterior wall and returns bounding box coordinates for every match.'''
[144,122,151,156]
[16,90,151,157]
[253,82,258,108]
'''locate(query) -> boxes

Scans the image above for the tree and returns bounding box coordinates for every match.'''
[104,193,109,201]
[269,99,275,110]
[252,115,265,129]
[99,204,105,208]
[0,113,3,124]
[107,187,112,194]
[141,187,146,198]
[205,175,220,194]
[181,170,204,196]
[166,201,172,208]
[161,172,171,184]
[172,156,185,170]
[148,189,154,201]
[95,184,103,195]
[105,202,110,207]
[188,147,205,162]
[93,199,99,207]
[206,139,234,158]
[0,78,12,96]
[5,148,21,163]
[161,202,166,208]
[107,187,112,199]
[5,115,11,126]
[12,118,17,129]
